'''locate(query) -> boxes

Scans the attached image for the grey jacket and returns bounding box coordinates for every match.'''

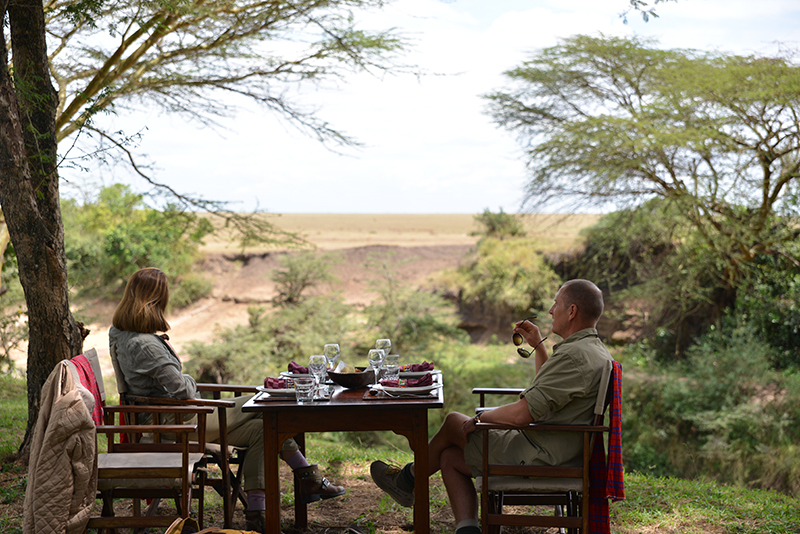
[109,326,197,400]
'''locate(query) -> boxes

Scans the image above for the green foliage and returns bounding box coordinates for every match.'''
[271,251,341,307]
[471,208,527,239]
[362,253,468,355]
[62,184,212,303]
[622,319,800,494]
[557,200,736,357]
[487,34,800,291]
[734,241,800,369]
[438,237,561,327]
[185,294,354,385]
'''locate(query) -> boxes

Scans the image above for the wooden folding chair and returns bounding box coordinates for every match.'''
[472,359,615,534]
[109,343,255,528]
[90,403,213,533]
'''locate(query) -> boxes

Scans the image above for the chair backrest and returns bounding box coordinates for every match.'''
[83,348,106,405]
[109,342,130,398]
[593,359,614,424]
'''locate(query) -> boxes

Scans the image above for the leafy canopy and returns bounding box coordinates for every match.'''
[486,34,800,286]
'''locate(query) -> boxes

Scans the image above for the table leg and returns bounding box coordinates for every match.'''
[264,412,281,534]
[412,411,431,534]
[294,432,307,529]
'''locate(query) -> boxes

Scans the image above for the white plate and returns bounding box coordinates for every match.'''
[256,385,297,397]
[373,384,442,394]
[399,370,440,378]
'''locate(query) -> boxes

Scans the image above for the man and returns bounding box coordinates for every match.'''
[370,279,613,534]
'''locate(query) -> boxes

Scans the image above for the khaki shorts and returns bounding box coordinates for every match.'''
[463,429,544,477]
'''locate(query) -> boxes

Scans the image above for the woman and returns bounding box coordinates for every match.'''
[109,267,344,532]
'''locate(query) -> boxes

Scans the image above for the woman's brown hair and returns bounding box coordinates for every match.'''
[112,267,171,333]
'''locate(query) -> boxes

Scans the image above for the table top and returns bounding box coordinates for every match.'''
[242,374,444,412]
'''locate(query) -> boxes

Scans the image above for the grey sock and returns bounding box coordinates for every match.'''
[455,526,481,534]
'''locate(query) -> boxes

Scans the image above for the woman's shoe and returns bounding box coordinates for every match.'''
[293,464,346,503]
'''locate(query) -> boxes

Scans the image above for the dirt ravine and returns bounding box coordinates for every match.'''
[70,243,475,374]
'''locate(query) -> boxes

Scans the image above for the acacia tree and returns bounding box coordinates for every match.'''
[486,34,800,286]
[2,0,405,459]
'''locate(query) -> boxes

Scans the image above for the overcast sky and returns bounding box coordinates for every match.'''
[63,0,800,214]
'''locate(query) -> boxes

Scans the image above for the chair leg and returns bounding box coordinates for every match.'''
[567,491,580,534]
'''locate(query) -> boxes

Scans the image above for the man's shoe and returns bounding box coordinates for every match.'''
[294,464,346,503]
[369,460,414,507]
[244,510,265,534]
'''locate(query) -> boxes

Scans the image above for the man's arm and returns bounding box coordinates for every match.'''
[479,398,534,427]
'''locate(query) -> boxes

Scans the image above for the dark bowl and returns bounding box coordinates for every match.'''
[327,367,375,390]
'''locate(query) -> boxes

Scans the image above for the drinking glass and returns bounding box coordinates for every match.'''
[308,354,328,392]
[294,377,315,405]
[323,343,341,372]
[367,348,385,385]
[376,338,392,359]
[383,353,401,383]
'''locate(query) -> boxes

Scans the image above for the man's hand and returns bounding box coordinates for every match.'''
[514,319,543,348]
[460,414,478,443]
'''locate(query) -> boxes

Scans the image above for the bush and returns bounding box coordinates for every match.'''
[621,317,800,493]
[555,200,736,359]
[271,251,341,307]
[362,252,468,355]
[437,237,561,334]
[471,208,527,239]
[62,184,213,299]
[734,241,800,369]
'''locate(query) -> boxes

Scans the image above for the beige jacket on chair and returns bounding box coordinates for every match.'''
[23,360,98,534]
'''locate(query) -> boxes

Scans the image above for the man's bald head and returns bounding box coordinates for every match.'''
[559,279,604,326]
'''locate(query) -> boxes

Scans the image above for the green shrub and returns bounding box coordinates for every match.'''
[734,241,800,369]
[555,200,737,359]
[62,184,213,298]
[621,317,800,493]
[362,252,468,355]
[437,237,561,329]
[271,251,341,307]
[471,208,527,239]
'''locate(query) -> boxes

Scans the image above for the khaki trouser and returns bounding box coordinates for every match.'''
[203,394,299,491]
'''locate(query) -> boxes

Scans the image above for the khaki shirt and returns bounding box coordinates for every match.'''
[520,328,613,465]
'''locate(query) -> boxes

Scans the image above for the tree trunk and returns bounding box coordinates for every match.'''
[0,0,85,462]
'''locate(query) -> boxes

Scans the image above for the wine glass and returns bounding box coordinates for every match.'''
[367,349,385,385]
[323,343,341,372]
[376,338,392,358]
[308,354,328,393]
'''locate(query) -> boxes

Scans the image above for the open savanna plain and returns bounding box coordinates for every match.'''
[3,213,800,533]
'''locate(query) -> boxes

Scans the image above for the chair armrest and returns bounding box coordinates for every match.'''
[475,421,610,433]
[124,393,235,409]
[472,387,525,408]
[105,404,215,415]
[96,424,198,435]
[196,383,259,398]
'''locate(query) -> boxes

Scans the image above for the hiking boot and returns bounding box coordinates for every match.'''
[369,460,414,507]
[244,510,265,534]
[294,464,346,503]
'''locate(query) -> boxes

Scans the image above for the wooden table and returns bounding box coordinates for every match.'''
[242,376,444,534]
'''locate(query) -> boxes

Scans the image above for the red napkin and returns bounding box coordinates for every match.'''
[400,361,435,372]
[288,361,309,374]
[264,377,292,389]
[381,372,434,388]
